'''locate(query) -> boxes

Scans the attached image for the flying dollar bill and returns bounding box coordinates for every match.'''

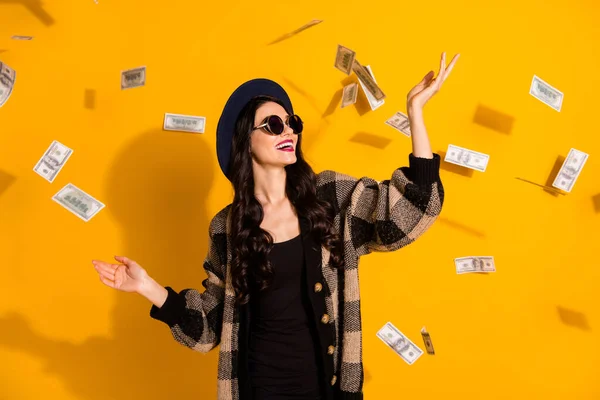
[0,61,16,108]
[420,327,435,355]
[455,256,496,274]
[334,45,356,75]
[356,64,384,110]
[341,82,358,108]
[385,111,411,137]
[444,144,490,172]
[33,140,74,183]
[529,75,563,112]
[121,66,146,90]
[268,19,323,45]
[552,148,588,193]
[52,183,105,222]
[289,19,323,35]
[352,60,385,102]
[376,322,423,365]
[163,113,206,133]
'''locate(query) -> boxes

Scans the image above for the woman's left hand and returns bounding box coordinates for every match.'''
[407,52,460,111]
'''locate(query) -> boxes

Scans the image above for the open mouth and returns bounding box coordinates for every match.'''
[275,141,294,152]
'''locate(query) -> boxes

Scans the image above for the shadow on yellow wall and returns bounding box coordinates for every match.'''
[0,131,219,398]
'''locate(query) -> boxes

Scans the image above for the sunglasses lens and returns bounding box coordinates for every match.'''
[267,115,284,134]
[289,115,303,134]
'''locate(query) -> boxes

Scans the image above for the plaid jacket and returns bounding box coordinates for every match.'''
[150,153,444,399]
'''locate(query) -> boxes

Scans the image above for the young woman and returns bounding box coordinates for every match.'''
[92,52,459,400]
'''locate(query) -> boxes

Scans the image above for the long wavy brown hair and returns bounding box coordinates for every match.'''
[228,95,344,306]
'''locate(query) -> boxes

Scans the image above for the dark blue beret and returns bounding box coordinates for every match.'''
[216,78,294,181]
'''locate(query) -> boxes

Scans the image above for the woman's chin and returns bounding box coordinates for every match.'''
[278,154,297,165]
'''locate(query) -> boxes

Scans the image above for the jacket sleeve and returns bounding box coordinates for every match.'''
[317,153,444,257]
[149,215,227,353]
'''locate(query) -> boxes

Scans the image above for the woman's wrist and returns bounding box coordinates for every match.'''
[138,275,169,308]
[407,102,423,119]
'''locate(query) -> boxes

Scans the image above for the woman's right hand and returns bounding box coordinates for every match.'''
[92,256,148,293]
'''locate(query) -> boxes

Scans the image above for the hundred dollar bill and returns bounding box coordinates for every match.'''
[376,322,423,365]
[420,327,435,355]
[11,35,33,40]
[341,82,358,108]
[33,140,74,183]
[121,66,146,90]
[444,144,489,172]
[455,256,496,274]
[268,19,323,45]
[334,45,356,75]
[529,75,563,112]
[0,61,16,108]
[356,65,384,110]
[164,113,206,133]
[352,59,385,102]
[52,183,105,222]
[290,19,323,35]
[552,148,588,192]
[385,111,411,137]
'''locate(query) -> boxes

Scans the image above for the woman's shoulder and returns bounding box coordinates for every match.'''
[208,203,232,235]
[316,169,359,187]
[315,169,361,205]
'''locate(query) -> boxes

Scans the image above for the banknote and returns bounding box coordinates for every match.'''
[529,75,563,112]
[52,183,105,222]
[268,19,323,45]
[334,45,356,75]
[385,111,411,137]
[11,35,33,40]
[0,61,16,108]
[376,322,423,365]
[163,113,206,133]
[552,148,588,192]
[121,66,146,90]
[356,65,384,110]
[33,140,74,183]
[290,19,323,35]
[455,256,496,274]
[420,327,435,355]
[341,82,358,108]
[353,60,385,102]
[444,144,490,172]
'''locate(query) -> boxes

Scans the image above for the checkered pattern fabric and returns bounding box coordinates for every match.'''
[150,153,444,399]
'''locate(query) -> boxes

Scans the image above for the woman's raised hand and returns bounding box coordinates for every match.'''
[407,52,460,110]
[92,256,148,293]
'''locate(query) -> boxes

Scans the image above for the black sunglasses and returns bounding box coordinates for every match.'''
[252,114,303,135]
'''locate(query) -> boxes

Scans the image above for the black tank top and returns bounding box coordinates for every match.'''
[248,234,324,399]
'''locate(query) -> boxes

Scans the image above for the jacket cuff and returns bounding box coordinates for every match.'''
[408,153,441,186]
[149,286,186,327]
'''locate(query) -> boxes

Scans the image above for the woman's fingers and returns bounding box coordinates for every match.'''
[421,70,434,84]
[93,260,116,275]
[99,274,116,289]
[115,255,139,269]
[94,265,116,287]
[114,255,129,264]
[442,53,460,83]
[434,52,445,88]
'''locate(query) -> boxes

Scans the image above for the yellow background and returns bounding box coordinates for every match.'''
[1,0,599,398]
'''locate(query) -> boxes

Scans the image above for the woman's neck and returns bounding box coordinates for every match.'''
[253,166,288,207]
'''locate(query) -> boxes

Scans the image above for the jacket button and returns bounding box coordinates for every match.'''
[314,282,322,293]
[330,375,337,385]
[327,345,335,355]
[321,314,330,324]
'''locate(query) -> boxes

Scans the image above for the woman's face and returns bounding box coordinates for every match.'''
[250,101,298,170]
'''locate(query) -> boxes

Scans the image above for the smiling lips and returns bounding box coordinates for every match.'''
[275,139,294,152]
